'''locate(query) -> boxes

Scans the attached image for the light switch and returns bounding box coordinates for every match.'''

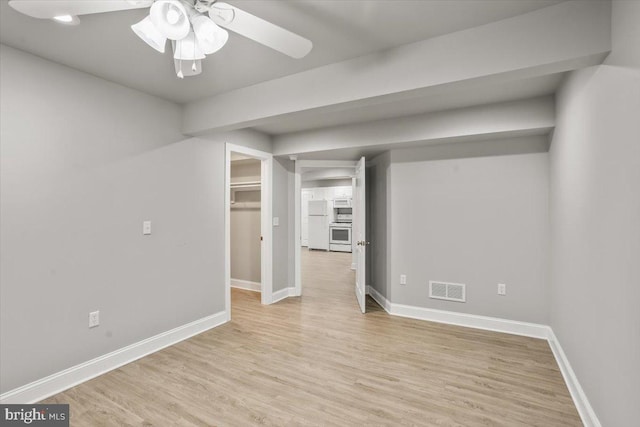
[273,217,280,226]
[498,283,506,296]
[143,221,151,235]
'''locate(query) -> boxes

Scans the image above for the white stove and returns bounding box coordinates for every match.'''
[329,222,352,252]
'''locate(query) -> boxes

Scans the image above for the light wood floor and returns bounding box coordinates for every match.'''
[44,249,581,426]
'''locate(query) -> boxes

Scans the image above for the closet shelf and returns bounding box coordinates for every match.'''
[230,180,261,191]
[230,180,261,205]
[230,202,261,209]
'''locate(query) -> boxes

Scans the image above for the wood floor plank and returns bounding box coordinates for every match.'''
[42,249,581,426]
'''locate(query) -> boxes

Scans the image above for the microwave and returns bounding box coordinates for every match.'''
[333,198,351,208]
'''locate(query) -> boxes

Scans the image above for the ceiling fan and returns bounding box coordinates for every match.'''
[8,0,313,78]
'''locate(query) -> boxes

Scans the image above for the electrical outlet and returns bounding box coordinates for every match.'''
[89,311,100,328]
[142,221,151,235]
[498,283,506,296]
[400,274,407,285]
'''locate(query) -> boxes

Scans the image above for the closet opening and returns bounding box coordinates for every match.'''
[225,144,273,319]
[230,154,262,291]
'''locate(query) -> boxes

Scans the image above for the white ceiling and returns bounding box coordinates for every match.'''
[0,0,564,104]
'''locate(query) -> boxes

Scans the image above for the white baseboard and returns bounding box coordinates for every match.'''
[366,285,547,339]
[231,278,261,292]
[366,285,598,426]
[367,286,392,312]
[392,304,550,339]
[271,286,296,304]
[0,311,228,404]
[547,329,602,427]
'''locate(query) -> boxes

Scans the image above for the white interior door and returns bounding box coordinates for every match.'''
[354,157,366,313]
[301,190,312,246]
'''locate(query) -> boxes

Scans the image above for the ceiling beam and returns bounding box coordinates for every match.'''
[272,96,554,157]
[182,0,610,136]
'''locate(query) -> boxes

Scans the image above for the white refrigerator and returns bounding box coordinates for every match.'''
[308,200,330,250]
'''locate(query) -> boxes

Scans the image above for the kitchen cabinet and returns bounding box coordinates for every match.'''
[332,186,352,199]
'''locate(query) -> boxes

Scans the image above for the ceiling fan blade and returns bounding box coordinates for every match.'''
[8,0,153,19]
[209,2,312,59]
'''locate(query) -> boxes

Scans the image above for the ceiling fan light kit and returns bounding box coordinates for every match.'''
[191,14,228,54]
[131,16,167,53]
[173,32,206,60]
[8,0,313,79]
[149,0,190,41]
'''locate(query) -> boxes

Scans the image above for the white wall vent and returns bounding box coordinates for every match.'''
[429,281,466,303]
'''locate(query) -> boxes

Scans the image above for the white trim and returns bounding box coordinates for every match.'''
[231,278,261,292]
[225,143,273,311]
[0,311,228,404]
[364,287,599,426]
[260,155,274,305]
[294,160,302,297]
[271,286,297,303]
[367,286,392,313]
[367,286,547,338]
[225,147,232,320]
[389,303,549,339]
[547,329,602,427]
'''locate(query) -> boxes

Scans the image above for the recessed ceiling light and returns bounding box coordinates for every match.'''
[52,15,80,25]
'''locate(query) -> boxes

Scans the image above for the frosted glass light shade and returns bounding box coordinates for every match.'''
[131,16,167,53]
[150,0,190,41]
[191,15,228,54]
[173,32,205,60]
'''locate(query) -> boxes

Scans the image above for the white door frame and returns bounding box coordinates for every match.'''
[293,160,358,296]
[225,143,273,320]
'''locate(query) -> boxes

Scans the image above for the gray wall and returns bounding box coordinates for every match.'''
[201,129,273,154]
[230,159,261,283]
[230,158,261,183]
[548,1,640,424]
[388,150,550,324]
[367,152,391,299]
[0,46,227,393]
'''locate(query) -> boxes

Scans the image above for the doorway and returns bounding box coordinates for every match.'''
[225,144,273,320]
[293,159,367,313]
